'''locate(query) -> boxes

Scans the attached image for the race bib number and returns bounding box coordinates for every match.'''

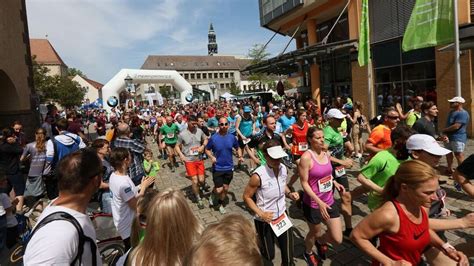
[189,146,200,156]
[167,133,175,139]
[270,213,293,237]
[318,175,333,193]
[298,142,308,152]
[335,166,345,177]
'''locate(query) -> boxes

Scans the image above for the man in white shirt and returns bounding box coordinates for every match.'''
[24,149,103,265]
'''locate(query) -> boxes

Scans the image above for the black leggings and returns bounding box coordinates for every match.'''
[254,219,295,266]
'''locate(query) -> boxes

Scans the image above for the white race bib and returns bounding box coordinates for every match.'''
[189,146,200,156]
[270,213,293,237]
[298,142,308,151]
[318,175,333,193]
[335,166,346,177]
[167,133,175,139]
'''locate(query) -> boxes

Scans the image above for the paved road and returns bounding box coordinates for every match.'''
[149,137,474,265]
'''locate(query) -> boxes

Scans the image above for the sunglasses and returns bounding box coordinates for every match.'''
[219,123,229,126]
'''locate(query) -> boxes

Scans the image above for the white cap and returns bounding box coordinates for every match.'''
[326,108,345,119]
[406,134,451,156]
[448,96,465,103]
[267,146,288,159]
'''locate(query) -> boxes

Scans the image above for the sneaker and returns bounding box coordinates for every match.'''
[171,167,175,173]
[174,162,180,168]
[343,228,352,240]
[218,205,226,214]
[303,252,318,266]
[197,199,204,209]
[209,193,216,207]
[315,241,328,260]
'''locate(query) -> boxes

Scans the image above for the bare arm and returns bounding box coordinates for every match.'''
[365,142,384,154]
[357,173,384,194]
[429,212,474,231]
[453,170,474,198]
[243,174,273,223]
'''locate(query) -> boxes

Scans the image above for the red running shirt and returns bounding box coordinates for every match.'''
[291,121,309,156]
[373,200,430,266]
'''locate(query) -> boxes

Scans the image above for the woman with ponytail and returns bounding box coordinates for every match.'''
[350,160,468,266]
[21,128,48,203]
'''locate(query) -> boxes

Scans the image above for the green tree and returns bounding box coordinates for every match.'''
[247,44,273,91]
[159,85,173,99]
[32,57,85,107]
[229,79,241,95]
[67,67,87,78]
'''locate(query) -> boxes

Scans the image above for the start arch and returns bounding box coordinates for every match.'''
[102,69,193,111]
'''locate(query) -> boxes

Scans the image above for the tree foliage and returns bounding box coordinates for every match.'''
[67,67,87,78]
[32,57,86,108]
[159,85,173,99]
[247,44,274,91]
[229,79,241,95]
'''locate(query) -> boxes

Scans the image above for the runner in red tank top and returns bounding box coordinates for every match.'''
[350,160,468,266]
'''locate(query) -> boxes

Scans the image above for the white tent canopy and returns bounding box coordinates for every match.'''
[220,92,235,100]
[102,69,193,112]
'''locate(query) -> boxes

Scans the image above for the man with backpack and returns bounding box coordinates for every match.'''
[24,149,102,265]
[45,118,86,199]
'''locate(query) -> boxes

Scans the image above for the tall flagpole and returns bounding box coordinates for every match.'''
[453,0,461,97]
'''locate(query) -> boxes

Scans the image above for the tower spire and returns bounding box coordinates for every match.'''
[208,23,218,56]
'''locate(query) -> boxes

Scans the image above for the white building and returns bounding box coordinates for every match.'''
[72,75,104,104]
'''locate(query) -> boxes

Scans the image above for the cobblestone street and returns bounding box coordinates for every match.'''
[151,138,474,265]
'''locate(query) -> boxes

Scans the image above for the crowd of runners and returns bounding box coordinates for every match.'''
[0,93,473,265]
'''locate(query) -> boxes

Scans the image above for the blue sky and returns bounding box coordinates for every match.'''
[26,0,293,84]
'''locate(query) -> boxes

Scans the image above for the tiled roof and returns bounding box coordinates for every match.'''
[141,55,251,71]
[83,77,104,90]
[30,39,67,66]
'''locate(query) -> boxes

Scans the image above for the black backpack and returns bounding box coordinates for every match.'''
[24,211,97,266]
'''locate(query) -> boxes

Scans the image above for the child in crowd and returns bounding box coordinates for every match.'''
[143,149,160,190]
[0,174,18,249]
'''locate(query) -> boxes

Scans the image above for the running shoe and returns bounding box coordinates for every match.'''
[171,167,175,173]
[218,205,226,214]
[303,252,318,266]
[208,193,216,207]
[315,241,328,260]
[197,199,204,209]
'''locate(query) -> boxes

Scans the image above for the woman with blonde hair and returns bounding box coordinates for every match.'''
[185,214,262,266]
[21,128,48,204]
[351,160,468,266]
[125,188,201,266]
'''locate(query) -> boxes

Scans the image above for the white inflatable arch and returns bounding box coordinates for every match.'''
[102,69,193,111]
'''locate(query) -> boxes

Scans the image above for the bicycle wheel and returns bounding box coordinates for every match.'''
[98,240,125,266]
[10,244,24,263]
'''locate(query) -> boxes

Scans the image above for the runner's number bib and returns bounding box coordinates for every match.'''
[270,213,293,237]
[189,146,200,156]
[167,133,175,139]
[298,142,308,151]
[335,166,345,177]
[318,175,333,193]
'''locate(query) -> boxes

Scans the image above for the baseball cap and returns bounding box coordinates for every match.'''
[243,106,252,113]
[448,96,465,103]
[326,108,346,120]
[406,134,451,156]
[267,145,288,159]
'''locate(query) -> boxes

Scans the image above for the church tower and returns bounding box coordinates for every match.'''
[208,23,218,56]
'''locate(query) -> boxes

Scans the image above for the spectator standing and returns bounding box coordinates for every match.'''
[23,150,103,265]
[442,96,470,173]
[0,128,24,212]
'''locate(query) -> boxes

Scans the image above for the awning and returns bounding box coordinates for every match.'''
[243,39,358,75]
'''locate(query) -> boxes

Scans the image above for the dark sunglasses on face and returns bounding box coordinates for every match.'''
[219,123,229,126]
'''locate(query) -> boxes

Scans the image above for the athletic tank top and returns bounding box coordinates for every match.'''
[239,116,254,137]
[254,164,288,221]
[291,121,309,155]
[373,200,430,266]
[302,151,334,209]
[227,115,237,134]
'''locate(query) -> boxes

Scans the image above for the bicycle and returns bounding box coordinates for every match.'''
[8,200,125,265]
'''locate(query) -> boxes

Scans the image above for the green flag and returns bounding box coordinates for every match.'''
[402,0,454,52]
[358,0,370,66]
